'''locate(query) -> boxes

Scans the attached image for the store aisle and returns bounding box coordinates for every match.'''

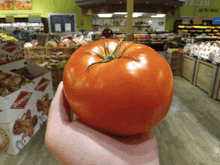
[0,76,220,165]
[155,77,220,165]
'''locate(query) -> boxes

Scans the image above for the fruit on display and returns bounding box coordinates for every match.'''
[119,33,125,38]
[0,33,19,42]
[205,29,212,32]
[59,60,68,67]
[45,41,58,48]
[84,38,92,42]
[178,25,185,28]
[63,39,174,136]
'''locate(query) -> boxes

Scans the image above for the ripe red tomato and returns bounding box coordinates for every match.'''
[63,39,174,136]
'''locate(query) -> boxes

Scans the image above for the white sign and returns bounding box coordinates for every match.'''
[65,23,71,32]
[55,23,61,32]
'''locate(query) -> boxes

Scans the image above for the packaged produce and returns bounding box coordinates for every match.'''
[199,43,212,60]
[205,29,211,32]
[197,42,205,58]
[0,71,31,96]
[183,43,192,53]
[212,43,220,64]
[190,44,197,56]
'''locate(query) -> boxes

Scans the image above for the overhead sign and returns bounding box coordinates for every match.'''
[6,15,14,22]
[28,14,42,23]
[213,17,220,25]
[182,17,190,24]
[194,17,202,24]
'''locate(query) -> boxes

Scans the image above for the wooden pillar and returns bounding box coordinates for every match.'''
[126,0,134,41]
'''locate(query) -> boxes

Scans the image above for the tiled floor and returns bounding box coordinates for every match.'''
[1,52,220,164]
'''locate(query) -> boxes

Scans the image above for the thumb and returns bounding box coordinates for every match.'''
[47,81,71,126]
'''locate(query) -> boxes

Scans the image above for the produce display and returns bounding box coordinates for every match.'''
[0,33,19,42]
[178,24,220,38]
[0,68,41,97]
[63,39,174,136]
[184,42,220,63]
[24,35,88,49]
[0,70,35,97]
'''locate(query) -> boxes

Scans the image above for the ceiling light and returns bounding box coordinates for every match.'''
[151,14,166,18]
[148,20,152,22]
[113,12,144,15]
[98,14,113,18]
[157,14,166,17]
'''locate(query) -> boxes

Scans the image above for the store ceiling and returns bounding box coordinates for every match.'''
[75,0,185,15]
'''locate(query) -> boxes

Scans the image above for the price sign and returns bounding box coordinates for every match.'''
[194,17,202,25]
[6,15,14,22]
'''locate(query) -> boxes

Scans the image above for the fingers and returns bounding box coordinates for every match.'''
[47,81,71,127]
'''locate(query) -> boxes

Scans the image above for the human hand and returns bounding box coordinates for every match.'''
[45,82,159,165]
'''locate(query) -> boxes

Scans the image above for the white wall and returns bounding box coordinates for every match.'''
[92,17,166,32]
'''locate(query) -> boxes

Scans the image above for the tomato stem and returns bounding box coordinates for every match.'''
[83,39,136,71]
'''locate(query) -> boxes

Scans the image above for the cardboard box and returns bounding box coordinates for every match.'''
[0,59,53,124]
[0,104,41,155]
[34,85,53,123]
[0,41,25,65]
[37,34,48,46]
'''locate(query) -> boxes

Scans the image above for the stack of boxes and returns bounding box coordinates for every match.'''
[0,59,53,155]
[166,49,183,76]
[133,34,150,42]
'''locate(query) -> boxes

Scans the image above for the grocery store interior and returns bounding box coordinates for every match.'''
[1,0,220,164]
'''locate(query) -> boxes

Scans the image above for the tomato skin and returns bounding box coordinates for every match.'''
[63,39,174,136]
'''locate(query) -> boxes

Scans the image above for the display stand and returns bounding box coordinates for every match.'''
[165,50,182,76]
[212,66,220,100]
[0,59,53,155]
[193,59,218,97]
[182,54,197,84]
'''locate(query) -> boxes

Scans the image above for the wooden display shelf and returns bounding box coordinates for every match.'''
[193,59,218,97]
[182,54,197,84]
[46,48,65,55]
[212,66,220,101]
[165,51,183,76]
[27,47,46,56]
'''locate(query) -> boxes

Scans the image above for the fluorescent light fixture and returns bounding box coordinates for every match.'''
[114,12,144,15]
[98,14,113,17]
[151,14,166,18]
[157,14,166,17]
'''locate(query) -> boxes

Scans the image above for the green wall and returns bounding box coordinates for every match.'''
[165,0,220,31]
[165,8,181,31]
[0,0,91,31]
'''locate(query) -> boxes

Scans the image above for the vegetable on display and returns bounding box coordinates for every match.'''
[63,39,174,136]
[0,33,18,42]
